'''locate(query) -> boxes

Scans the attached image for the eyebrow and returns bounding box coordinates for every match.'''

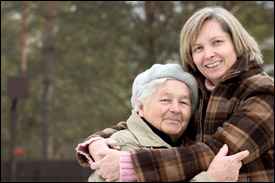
[193,36,224,47]
[161,92,190,99]
[209,36,223,41]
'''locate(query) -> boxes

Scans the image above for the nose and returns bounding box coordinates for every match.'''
[169,102,180,113]
[204,46,215,60]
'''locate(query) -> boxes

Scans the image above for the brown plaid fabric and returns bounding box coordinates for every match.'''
[76,57,274,182]
[130,58,274,182]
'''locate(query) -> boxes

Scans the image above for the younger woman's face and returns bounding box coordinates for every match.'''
[192,19,237,85]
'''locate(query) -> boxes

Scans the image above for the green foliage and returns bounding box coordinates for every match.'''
[1,1,274,160]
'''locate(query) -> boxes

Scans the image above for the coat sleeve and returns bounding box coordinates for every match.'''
[131,143,215,182]
[190,171,215,182]
[130,80,274,182]
[85,121,128,140]
[76,121,127,167]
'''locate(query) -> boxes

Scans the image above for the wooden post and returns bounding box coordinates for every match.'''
[10,99,18,182]
[7,77,29,181]
[8,1,30,181]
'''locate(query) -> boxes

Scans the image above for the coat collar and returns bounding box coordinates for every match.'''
[193,57,264,92]
[126,112,184,148]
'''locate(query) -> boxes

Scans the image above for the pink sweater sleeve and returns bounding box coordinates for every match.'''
[119,151,137,182]
[75,137,103,164]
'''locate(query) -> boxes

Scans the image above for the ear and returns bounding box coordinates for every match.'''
[136,98,145,117]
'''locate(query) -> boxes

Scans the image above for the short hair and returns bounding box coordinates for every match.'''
[133,78,194,113]
[180,6,263,72]
[133,78,169,112]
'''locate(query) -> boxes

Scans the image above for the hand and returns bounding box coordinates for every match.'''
[88,138,120,161]
[90,149,121,182]
[207,144,249,182]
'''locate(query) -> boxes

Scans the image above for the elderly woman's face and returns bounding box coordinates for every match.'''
[137,79,191,142]
[192,19,237,85]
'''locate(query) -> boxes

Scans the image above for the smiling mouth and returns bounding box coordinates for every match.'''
[206,61,221,68]
[164,118,181,122]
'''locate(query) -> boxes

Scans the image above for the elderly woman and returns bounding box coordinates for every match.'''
[88,64,200,181]
[76,6,274,182]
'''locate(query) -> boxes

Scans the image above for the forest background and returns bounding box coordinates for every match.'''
[1,1,274,161]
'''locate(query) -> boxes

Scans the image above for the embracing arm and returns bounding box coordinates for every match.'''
[88,121,128,139]
[131,85,274,182]
[75,121,127,167]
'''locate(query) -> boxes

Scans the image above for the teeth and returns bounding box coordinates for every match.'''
[206,61,221,68]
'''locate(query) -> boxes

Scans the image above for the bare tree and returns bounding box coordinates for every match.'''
[20,1,29,76]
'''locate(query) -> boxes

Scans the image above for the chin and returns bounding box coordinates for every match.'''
[165,130,182,136]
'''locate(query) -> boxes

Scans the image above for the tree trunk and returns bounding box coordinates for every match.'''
[42,1,55,160]
[20,1,29,76]
[143,1,157,69]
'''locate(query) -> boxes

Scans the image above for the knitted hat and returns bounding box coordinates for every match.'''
[131,64,198,115]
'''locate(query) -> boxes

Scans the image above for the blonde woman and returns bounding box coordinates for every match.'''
[77,6,274,182]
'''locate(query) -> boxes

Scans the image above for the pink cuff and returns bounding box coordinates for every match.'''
[119,151,137,182]
[75,137,103,164]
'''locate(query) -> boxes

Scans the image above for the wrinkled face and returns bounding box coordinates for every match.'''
[137,79,191,142]
[192,19,237,85]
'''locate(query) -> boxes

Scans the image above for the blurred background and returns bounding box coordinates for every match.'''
[1,1,274,182]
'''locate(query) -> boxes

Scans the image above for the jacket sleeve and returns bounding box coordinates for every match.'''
[76,121,127,167]
[190,171,215,182]
[131,143,215,182]
[85,121,128,140]
[130,81,274,182]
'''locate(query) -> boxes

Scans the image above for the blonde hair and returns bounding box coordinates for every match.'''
[180,6,263,72]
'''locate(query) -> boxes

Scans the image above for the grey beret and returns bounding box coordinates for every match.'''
[131,64,198,115]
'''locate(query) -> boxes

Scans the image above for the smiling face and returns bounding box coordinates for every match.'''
[192,19,237,85]
[137,79,192,142]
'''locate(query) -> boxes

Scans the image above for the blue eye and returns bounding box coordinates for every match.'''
[213,40,222,45]
[194,46,202,52]
[180,101,190,106]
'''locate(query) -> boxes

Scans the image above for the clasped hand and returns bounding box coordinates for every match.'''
[89,139,121,182]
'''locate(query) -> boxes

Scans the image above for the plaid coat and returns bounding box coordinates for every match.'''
[88,112,215,182]
[77,57,274,182]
